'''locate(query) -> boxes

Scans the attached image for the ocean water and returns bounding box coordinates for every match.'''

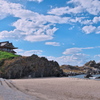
[69,74,100,80]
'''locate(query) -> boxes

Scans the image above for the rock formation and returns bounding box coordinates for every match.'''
[60,65,85,76]
[0,54,64,79]
[83,60,100,74]
[60,60,100,76]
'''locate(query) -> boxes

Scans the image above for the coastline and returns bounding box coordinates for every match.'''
[11,77,100,100]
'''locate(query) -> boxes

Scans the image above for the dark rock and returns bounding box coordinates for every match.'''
[61,65,80,70]
[0,55,65,79]
[84,60,96,67]
[84,74,93,78]
[95,76,100,79]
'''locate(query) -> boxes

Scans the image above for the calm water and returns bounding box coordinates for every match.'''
[69,74,100,80]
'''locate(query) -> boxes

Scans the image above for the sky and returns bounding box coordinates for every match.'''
[1,0,100,66]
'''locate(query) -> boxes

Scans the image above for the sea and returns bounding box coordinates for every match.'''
[69,74,100,80]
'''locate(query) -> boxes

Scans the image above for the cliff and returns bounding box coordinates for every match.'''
[0,54,64,79]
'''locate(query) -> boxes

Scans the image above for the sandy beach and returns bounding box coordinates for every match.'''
[11,77,100,100]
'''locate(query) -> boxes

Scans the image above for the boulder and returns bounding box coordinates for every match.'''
[95,76,100,79]
[84,74,93,78]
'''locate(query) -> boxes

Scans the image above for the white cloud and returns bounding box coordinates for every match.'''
[15,49,43,56]
[63,47,94,55]
[0,0,23,19]
[47,0,100,35]
[58,46,100,65]
[47,53,89,66]
[46,27,58,35]
[94,54,100,63]
[48,6,83,16]
[47,46,98,65]
[82,25,100,34]
[45,42,60,46]
[28,0,43,3]
[82,25,96,34]
[68,0,100,15]
[63,48,82,55]
[69,17,83,23]
[24,35,53,42]
[15,46,100,66]
[96,26,100,34]
[80,20,92,25]
[48,7,70,16]
[0,0,66,42]
[67,6,82,14]
[93,17,100,23]
[94,54,100,58]
[0,0,100,42]
[44,15,70,24]
[0,29,24,40]
[13,19,55,35]
[15,48,89,66]
[69,26,75,30]
[48,0,100,16]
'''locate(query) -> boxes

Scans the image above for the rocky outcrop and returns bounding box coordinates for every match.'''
[84,60,96,67]
[83,60,100,74]
[61,65,80,70]
[84,74,93,78]
[95,76,100,79]
[84,60,100,69]
[61,60,100,76]
[0,54,64,79]
[60,65,85,76]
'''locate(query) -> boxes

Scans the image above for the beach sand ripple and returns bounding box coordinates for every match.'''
[11,77,100,100]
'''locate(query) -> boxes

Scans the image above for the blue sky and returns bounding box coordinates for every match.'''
[1,0,100,66]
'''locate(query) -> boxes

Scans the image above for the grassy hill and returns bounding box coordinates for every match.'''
[0,51,19,60]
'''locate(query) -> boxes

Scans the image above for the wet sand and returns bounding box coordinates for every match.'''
[11,77,100,100]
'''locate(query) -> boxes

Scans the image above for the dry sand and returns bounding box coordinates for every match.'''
[11,77,100,100]
[0,78,38,100]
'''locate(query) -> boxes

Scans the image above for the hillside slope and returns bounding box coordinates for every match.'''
[0,54,64,79]
[0,51,19,60]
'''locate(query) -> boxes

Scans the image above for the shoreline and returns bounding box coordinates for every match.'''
[11,77,100,100]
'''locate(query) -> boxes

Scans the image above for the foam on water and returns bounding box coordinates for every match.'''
[69,74,100,80]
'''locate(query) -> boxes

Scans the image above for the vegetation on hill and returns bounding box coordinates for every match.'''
[0,51,19,60]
